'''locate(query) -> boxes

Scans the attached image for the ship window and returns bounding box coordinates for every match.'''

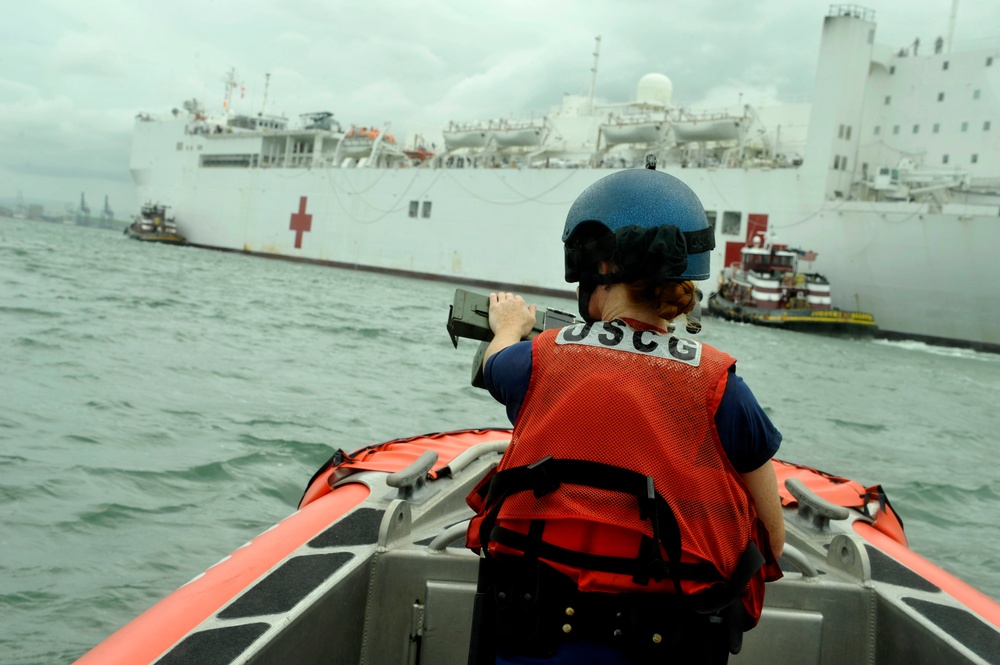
[961,121,969,132]
[408,201,418,218]
[937,92,945,102]
[943,60,949,70]
[933,123,940,133]
[721,212,740,236]
[942,154,950,164]
[973,89,981,100]
[893,125,900,135]
[972,154,979,164]
[841,156,848,171]
[889,65,896,74]
[705,211,717,231]
[176,142,183,151]
[988,56,994,66]
[421,201,432,218]
[884,95,891,105]
[833,155,841,169]
[838,125,845,139]
[846,126,852,140]
[985,121,992,131]
[913,124,920,134]
[874,126,881,135]
[200,154,254,168]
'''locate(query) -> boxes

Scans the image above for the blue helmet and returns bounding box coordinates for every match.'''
[563,168,714,282]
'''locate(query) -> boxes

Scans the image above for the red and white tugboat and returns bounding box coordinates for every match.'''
[124,203,186,245]
[707,233,877,335]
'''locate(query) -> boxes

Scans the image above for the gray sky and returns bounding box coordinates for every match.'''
[1,0,995,215]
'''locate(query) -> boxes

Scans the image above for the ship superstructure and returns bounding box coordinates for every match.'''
[129,5,1000,351]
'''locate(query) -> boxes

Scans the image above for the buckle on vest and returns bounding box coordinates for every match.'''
[632,537,668,585]
[638,476,656,520]
[527,456,560,498]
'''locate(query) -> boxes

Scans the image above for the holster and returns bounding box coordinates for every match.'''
[470,556,744,665]
[467,556,498,665]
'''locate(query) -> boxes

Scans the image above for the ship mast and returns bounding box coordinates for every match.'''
[260,72,271,116]
[588,35,601,113]
[222,68,238,117]
[946,0,958,53]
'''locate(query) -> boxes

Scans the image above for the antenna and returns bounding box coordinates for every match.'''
[222,68,238,114]
[588,36,601,112]
[260,72,271,115]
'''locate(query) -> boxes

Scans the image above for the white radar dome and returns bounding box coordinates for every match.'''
[635,73,673,107]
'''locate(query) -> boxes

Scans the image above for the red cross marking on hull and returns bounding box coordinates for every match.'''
[290,196,313,249]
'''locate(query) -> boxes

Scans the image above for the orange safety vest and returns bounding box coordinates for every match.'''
[467,320,781,625]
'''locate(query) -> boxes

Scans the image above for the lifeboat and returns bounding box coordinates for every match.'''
[673,116,744,143]
[404,146,435,162]
[601,120,669,145]
[442,127,490,150]
[340,127,396,157]
[491,123,545,148]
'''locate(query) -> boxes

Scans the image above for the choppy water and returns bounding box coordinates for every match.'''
[1,217,998,664]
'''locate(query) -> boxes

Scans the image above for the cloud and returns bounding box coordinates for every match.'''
[275,32,310,47]
[52,31,126,78]
[2,0,996,212]
[0,79,37,104]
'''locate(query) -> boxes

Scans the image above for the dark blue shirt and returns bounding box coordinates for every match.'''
[484,339,781,473]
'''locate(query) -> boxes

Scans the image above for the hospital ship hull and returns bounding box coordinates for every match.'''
[130,6,1000,351]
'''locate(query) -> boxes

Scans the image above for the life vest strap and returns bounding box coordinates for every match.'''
[486,457,656,505]
[479,458,683,586]
[479,457,766,614]
[489,524,721,581]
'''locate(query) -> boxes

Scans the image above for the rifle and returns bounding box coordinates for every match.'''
[446,288,579,388]
[446,287,703,388]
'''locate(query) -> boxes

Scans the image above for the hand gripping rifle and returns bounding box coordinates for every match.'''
[446,288,579,388]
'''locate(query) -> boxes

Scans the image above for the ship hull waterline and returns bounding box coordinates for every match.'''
[132,161,1000,353]
[706,292,879,336]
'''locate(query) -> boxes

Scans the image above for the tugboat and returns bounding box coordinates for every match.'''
[124,203,186,245]
[707,234,877,336]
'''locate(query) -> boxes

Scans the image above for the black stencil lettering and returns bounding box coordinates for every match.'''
[598,322,624,346]
[561,323,593,342]
[632,330,658,353]
[668,337,697,361]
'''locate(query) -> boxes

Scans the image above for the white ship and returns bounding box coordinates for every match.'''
[129,6,1000,351]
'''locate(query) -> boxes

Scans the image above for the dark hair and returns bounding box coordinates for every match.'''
[625,280,696,322]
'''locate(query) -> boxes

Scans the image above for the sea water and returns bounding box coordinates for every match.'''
[1,217,998,664]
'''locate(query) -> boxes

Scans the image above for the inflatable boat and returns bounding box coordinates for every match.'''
[76,427,1000,665]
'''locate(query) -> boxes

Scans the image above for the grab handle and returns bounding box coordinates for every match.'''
[386,450,439,500]
[785,477,850,530]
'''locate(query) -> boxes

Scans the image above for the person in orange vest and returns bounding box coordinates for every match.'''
[466,167,785,665]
